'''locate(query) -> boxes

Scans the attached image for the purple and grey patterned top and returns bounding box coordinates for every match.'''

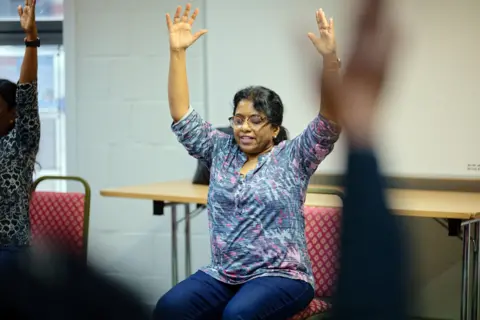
[172,108,340,287]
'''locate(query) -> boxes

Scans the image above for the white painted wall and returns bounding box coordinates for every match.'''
[65,0,478,318]
[206,0,480,178]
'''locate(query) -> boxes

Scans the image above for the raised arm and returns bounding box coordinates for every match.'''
[326,0,406,318]
[166,4,227,167]
[289,8,342,178]
[166,4,207,122]
[16,0,40,154]
[308,9,342,122]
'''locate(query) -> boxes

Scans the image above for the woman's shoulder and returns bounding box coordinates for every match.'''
[213,132,237,154]
[212,127,235,147]
[272,139,294,155]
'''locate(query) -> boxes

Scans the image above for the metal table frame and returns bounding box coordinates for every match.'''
[153,200,205,285]
[461,217,480,320]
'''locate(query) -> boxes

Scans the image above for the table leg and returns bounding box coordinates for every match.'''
[472,222,480,320]
[171,205,178,286]
[461,223,471,320]
[185,204,191,277]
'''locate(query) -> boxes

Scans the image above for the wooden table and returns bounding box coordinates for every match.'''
[100,180,480,320]
[101,180,480,219]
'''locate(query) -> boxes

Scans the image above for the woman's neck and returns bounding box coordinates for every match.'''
[246,144,274,161]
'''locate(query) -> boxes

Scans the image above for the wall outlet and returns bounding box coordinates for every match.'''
[467,164,480,171]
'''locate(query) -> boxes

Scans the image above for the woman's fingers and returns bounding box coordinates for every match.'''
[317,8,329,30]
[192,29,208,43]
[189,8,199,25]
[171,4,200,26]
[174,6,181,23]
[166,13,173,31]
[182,3,191,22]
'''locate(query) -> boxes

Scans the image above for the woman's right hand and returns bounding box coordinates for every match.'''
[322,0,396,147]
[166,4,207,51]
[18,0,37,39]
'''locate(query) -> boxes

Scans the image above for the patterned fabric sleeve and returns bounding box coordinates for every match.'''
[289,114,341,178]
[171,108,228,168]
[15,80,41,156]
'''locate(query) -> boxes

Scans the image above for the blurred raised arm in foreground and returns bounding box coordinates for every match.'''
[325,0,408,319]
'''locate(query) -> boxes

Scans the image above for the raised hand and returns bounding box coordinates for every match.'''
[308,8,336,56]
[166,4,207,51]
[18,0,37,37]
[323,0,396,146]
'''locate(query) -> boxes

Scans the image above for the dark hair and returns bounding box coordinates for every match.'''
[0,79,17,110]
[233,86,289,145]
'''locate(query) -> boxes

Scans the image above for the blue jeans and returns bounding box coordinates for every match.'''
[0,246,29,267]
[153,270,314,320]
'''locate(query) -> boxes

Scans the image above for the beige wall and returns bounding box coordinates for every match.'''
[404,217,462,319]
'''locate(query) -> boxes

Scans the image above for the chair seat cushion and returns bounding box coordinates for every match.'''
[288,297,332,320]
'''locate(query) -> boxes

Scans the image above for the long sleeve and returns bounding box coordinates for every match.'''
[331,148,407,320]
[171,108,230,168]
[288,114,340,178]
[15,80,40,156]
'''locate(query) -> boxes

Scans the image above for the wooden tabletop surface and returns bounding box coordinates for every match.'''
[100,180,480,219]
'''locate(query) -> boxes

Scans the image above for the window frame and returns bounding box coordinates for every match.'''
[0,20,62,46]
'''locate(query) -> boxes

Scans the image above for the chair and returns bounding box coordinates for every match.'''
[29,176,91,262]
[289,188,344,320]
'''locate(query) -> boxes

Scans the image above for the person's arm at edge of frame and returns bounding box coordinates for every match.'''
[19,29,38,84]
[166,5,207,123]
[16,0,40,155]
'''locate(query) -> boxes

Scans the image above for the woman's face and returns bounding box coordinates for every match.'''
[231,99,279,156]
[0,95,15,137]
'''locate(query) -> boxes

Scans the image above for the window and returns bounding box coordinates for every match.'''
[0,0,63,21]
[0,0,65,191]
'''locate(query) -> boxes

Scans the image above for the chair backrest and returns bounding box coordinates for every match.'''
[304,205,342,298]
[29,176,91,261]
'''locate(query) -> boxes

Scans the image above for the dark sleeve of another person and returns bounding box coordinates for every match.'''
[331,148,408,320]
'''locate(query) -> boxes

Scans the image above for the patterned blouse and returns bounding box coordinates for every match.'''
[172,108,340,288]
[0,81,40,247]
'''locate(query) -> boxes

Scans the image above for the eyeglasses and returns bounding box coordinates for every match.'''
[229,115,267,129]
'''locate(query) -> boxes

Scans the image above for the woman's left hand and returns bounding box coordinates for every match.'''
[18,0,37,38]
[308,8,336,56]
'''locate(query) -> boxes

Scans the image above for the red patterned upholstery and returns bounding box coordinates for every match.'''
[289,206,342,320]
[289,297,331,320]
[30,191,87,256]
